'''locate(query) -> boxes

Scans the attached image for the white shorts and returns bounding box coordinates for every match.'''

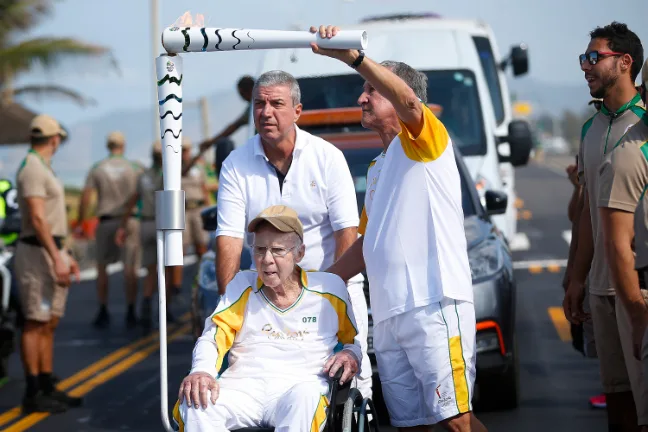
[173,376,330,431]
[374,297,476,427]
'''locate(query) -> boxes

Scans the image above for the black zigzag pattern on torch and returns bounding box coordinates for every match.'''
[161,128,182,139]
[200,28,208,51]
[214,29,222,50]
[182,27,191,51]
[247,31,255,49]
[160,110,182,120]
[232,30,241,50]
[158,94,182,105]
[157,74,183,86]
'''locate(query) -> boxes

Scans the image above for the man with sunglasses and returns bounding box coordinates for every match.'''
[598,59,648,432]
[564,22,646,431]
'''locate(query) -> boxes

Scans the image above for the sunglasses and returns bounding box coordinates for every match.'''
[579,50,625,66]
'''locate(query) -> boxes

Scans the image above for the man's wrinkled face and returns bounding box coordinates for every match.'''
[581,38,623,99]
[253,85,302,146]
[357,80,399,132]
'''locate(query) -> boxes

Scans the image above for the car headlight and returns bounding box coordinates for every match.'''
[198,253,218,292]
[468,240,504,282]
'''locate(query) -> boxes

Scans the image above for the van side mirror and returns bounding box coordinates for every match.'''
[499,120,533,167]
[500,44,529,76]
[485,190,508,216]
[200,205,218,232]
[511,44,528,76]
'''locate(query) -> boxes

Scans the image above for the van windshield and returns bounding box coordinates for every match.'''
[297,69,487,156]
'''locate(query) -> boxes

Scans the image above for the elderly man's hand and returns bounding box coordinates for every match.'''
[323,349,358,385]
[178,372,219,409]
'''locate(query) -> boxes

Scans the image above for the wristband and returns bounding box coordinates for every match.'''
[350,50,365,69]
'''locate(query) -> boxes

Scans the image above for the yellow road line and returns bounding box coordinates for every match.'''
[0,312,190,428]
[548,307,572,342]
[5,323,191,432]
[547,264,561,273]
[529,265,543,274]
[515,198,524,209]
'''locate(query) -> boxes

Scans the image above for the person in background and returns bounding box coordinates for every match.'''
[598,57,648,432]
[76,131,142,329]
[116,141,169,329]
[564,22,645,431]
[14,114,82,413]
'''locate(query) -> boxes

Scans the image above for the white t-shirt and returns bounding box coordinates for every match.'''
[216,125,362,278]
[359,103,473,325]
[190,269,362,380]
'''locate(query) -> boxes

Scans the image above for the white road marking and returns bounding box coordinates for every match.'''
[78,254,199,281]
[509,232,530,251]
[512,258,568,270]
[562,230,572,245]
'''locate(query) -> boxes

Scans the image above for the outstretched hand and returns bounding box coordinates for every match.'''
[309,25,358,66]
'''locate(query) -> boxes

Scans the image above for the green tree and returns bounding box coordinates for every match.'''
[0,0,118,106]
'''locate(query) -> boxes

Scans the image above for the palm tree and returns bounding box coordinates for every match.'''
[0,0,119,106]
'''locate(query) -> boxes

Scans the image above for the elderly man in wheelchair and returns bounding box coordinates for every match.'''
[173,205,373,431]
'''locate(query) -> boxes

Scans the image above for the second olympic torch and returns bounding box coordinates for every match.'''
[155,24,368,432]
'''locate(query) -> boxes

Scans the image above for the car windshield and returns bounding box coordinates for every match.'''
[297,69,487,156]
[340,147,477,217]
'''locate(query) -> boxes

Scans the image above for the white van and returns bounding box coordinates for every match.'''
[251,14,532,241]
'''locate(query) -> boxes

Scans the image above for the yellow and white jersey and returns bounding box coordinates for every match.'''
[359,103,473,325]
[190,268,362,380]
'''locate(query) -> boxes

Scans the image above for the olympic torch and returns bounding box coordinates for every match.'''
[155,23,367,432]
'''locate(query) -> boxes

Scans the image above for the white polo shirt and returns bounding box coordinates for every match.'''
[359,103,473,325]
[216,125,362,278]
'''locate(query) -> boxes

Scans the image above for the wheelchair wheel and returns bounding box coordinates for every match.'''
[341,388,363,432]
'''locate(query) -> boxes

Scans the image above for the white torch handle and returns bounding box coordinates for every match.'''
[162,27,368,54]
[155,54,184,267]
[155,53,186,432]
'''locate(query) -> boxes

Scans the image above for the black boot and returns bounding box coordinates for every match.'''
[92,305,110,328]
[140,298,152,330]
[22,374,67,414]
[39,373,82,408]
[126,304,137,329]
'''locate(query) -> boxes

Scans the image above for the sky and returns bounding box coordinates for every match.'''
[12,0,648,128]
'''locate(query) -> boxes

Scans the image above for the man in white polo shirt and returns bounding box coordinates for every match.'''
[215,69,372,400]
[312,25,486,431]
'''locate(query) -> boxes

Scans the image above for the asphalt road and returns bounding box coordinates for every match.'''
[0,157,608,431]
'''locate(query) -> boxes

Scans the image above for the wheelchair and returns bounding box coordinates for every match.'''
[173,367,380,432]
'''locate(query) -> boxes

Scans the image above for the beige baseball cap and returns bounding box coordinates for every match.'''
[30,114,67,139]
[107,131,125,147]
[642,58,648,86]
[247,205,304,240]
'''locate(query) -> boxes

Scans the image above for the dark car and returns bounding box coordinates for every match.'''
[302,120,519,411]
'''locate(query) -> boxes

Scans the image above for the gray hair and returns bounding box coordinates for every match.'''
[380,60,428,103]
[253,70,301,106]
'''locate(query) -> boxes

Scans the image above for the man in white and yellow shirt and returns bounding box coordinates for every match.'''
[173,205,361,431]
[312,25,487,431]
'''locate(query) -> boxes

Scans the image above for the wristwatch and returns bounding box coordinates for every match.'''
[350,50,365,69]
